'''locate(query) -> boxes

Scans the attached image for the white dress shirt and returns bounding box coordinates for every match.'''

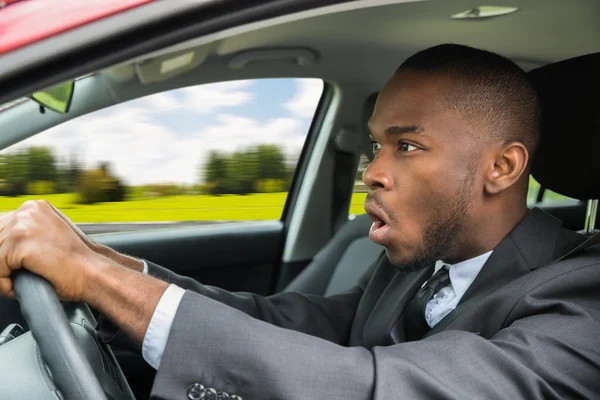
[425,251,493,327]
[140,261,186,369]
[140,251,493,369]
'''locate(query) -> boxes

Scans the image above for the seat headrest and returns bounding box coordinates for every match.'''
[529,53,600,200]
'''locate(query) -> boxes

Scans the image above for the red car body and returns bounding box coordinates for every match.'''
[0,0,154,54]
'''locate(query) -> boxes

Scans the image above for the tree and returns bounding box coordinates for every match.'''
[202,151,229,194]
[201,145,290,195]
[26,146,56,182]
[76,162,126,204]
[68,153,83,191]
[255,144,286,181]
[225,150,260,194]
[0,147,57,196]
[0,152,29,196]
[204,151,228,183]
[52,153,83,194]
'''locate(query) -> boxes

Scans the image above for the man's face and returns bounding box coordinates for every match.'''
[364,70,481,271]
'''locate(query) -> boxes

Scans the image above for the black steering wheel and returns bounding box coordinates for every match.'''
[13,270,122,400]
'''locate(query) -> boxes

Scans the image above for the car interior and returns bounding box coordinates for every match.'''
[0,0,599,399]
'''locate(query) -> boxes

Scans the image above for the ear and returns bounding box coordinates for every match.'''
[484,142,529,195]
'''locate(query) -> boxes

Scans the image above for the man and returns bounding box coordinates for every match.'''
[1,44,599,399]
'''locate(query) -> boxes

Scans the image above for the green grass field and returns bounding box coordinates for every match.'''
[0,184,571,223]
[0,192,369,223]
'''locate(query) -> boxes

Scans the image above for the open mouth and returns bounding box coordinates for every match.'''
[366,209,391,245]
[370,215,387,231]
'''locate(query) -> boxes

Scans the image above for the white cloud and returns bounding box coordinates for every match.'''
[137,80,254,114]
[284,79,324,118]
[182,81,255,113]
[2,79,321,186]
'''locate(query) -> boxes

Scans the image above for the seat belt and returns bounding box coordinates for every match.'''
[553,231,600,264]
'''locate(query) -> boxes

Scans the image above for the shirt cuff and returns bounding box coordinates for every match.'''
[141,259,149,275]
[142,284,186,370]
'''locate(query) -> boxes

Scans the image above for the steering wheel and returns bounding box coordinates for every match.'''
[13,270,124,400]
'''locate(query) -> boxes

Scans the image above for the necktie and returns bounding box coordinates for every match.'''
[403,266,451,342]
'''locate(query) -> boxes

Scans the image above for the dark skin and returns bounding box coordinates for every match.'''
[364,69,530,268]
[0,69,530,345]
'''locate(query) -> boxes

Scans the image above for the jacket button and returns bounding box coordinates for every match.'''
[187,383,206,400]
[230,396,243,400]
[217,392,230,400]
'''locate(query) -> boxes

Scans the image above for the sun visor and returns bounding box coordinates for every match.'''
[134,46,209,84]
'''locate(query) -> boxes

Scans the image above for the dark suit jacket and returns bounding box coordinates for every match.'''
[135,208,600,399]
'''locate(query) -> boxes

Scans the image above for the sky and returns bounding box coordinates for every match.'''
[4,78,323,186]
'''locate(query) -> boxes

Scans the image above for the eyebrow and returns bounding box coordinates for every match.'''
[385,125,425,136]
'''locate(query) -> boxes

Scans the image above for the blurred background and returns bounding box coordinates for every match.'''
[0,78,367,233]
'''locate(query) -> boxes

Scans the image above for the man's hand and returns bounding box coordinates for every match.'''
[0,200,105,301]
[0,200,168,344]
[48,204,144,273]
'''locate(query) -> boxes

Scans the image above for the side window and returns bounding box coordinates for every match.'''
[0,79,324,229]
[351,154,370,215]
[527,176,578,205]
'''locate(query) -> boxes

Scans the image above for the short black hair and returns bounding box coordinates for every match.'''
[398,44,541,160]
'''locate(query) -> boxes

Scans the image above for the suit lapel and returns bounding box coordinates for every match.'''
[422,208,564,338]
[363,265,433,347]
[422,236,528,337]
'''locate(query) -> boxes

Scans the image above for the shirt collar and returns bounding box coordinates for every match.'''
[434,251,493,299]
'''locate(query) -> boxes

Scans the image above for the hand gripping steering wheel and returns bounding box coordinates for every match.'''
[13,270,119,400]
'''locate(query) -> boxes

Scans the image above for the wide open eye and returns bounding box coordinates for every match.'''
[371,140,382,153]
[399,142,419,152]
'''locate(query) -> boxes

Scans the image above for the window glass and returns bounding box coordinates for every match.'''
[0,79,324,232]
[527,176,578,205]
[351,154,370,215]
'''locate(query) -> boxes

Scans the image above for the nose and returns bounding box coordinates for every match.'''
[362,153,393,191]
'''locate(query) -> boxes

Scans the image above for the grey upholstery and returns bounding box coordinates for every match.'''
[283,214,383,296]
[284,94,382,296]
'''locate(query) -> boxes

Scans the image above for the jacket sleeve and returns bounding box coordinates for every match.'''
[150,263,600,400]
[98,259,370,352]
[144,260,365,344]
